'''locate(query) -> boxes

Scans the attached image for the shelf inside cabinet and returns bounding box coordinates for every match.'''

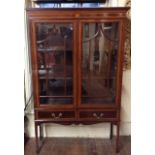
[38,65,73,79]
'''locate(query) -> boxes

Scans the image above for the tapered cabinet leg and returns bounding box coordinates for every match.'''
[110,123,113,139]
[35,123,45,153]
[40,124,43,141]
[116,122,120,153]
[35,123,39,153]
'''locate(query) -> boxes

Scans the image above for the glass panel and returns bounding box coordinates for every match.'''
[82,22,119,104]
[36,23,73,105]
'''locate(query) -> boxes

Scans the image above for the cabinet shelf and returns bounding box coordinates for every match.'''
[38,64,72,69]
[39,77,72,79]
[82,76,115,80]
[40,96,73,98]
[40,97,73,105]
[37,46,66,52]
[38,65,73,78]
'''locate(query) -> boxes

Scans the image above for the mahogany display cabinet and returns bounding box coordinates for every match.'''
[26,0,129,153]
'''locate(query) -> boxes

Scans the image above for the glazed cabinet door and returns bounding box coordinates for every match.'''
[31,21,76,107]
[79,21,120,107]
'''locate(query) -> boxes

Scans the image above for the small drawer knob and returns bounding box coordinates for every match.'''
[59,113,63,117]
[51,112,63,119]
[93,113,104,119]
[100,113,104,117]
[51,113,55,117]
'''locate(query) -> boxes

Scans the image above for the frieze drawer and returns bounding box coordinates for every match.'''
[79,111,117,120]
[37,111,75,120]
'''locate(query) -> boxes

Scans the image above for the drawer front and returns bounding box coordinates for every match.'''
[37,111,75,120]
[79,111,117,120]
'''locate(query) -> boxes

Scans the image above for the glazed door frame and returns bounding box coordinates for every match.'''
[30,19,78,109]
[78,19,125,109]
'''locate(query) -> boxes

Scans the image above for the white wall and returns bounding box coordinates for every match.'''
[27,70,131,138]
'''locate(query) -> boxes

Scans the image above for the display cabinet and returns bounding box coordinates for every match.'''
[26,0,129,153]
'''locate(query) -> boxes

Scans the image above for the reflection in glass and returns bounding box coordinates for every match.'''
[82,22,119,104]
[36,23,73,105]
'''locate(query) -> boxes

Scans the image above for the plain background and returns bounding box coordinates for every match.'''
[0,0,155,155]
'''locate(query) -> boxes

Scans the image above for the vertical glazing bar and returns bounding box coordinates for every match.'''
[64,38,67,95]
[45,41,49,95]
[88,23,91,97]
[106,41,112,88]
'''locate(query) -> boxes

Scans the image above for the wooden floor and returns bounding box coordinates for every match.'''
[25,136,131,155]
